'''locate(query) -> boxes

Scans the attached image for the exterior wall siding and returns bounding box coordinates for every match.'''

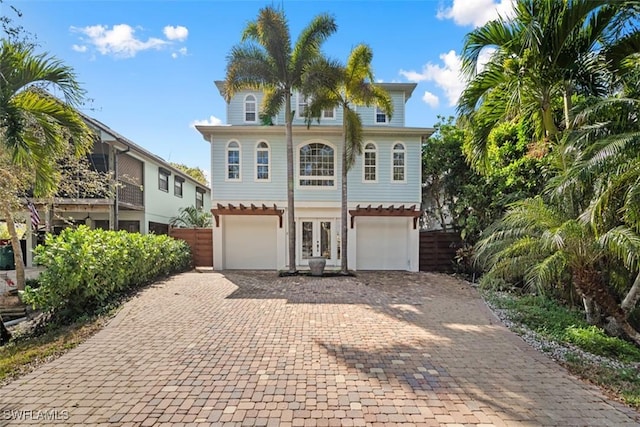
[211,132,419,204]
[226,90,405,127]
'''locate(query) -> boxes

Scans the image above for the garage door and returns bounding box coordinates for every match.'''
[224,216,277,269]
[356,217,408,270]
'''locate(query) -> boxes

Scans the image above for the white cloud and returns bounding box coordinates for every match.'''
[172,47,188,59]
[71,24,167,58]
[422,91,440,108]
[164,25,188,41]
[399,50,465,107]
[72,44,87,53]
[437,0,515,27]
[190,116,224,128]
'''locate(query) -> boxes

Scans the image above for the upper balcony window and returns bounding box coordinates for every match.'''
[255,141,270,181]
[375,106,388,124]
[363,142,377,182]
[392,142,406,182]
[226,141,241,181]
[158,168,170,192]
[299,143,335,187]
[244,94,257,123]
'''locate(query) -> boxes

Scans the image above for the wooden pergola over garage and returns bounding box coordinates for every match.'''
[348,204,422,229]
[211,203,284,228]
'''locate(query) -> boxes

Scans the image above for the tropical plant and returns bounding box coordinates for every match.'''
[0,40,92,291]
[170,206,212,228]
[475,196,640,346]
[301,44,392,274]
[458,0,637,168]
[224,6,337,272]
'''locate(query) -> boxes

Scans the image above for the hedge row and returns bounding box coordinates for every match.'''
[23,226,192,316]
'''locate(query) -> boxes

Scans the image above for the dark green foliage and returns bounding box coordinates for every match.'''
[23,226,191,317]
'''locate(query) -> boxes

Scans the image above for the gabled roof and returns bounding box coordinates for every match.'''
[78,111,210,190]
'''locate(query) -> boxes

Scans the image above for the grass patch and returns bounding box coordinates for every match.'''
[485,291,640,409]
[0,316,107,385]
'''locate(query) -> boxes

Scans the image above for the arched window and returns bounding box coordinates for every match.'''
[392,142,405,182]
[244,94,257,123]
[255,141,270,181]
[299,143,335,187]
[363,142,377,182]
[226,141,241,181]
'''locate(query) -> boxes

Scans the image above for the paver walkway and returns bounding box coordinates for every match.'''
[1,271,638,426]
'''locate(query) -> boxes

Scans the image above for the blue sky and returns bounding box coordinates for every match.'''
[6,0,514,183]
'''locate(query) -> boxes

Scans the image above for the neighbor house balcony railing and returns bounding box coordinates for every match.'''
[117,179,144,208]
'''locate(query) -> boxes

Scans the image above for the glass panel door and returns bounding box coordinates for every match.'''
[301,221,313,260]
[298,219,336,266]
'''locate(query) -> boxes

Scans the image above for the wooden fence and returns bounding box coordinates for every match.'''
[419,230,462,272]
[169,227,213,267]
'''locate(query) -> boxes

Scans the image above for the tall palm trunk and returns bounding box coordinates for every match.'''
[285,91,297,273]
[1,205,25,290]
[340,123,349,274]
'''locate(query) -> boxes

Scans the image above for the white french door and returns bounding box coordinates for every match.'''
[299,219,337,266]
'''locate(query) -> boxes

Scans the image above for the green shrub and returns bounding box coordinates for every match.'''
[564,325,640,362]
[23,226,191,317]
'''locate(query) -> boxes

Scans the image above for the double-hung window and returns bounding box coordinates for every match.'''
[256,141,270,181]
[226,141,241,181]
[392,143,406,182]
[158,168,170,192]
[363,142,377,182]
[174,176,184,197]
[244,94,257,123]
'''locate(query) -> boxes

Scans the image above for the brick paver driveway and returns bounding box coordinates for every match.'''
[1,271,638,426]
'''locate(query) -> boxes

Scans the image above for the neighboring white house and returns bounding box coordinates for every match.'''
[26,113,211,266]
[197,81,432,271]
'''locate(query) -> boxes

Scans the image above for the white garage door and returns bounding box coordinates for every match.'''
[224,216,277,269]
[356,217,408,270]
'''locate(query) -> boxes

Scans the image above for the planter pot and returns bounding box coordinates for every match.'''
[308,257,326,277]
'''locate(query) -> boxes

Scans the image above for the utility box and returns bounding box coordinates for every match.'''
[0,245,14,270]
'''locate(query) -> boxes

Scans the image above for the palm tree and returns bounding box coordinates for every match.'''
[170,206,212,228]
[458,0,635,168]
[0,40,92,291]
[301,45,392,274]
[224,6,337,273]
[475,196,640,346]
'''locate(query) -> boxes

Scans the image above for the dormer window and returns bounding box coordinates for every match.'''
[244,94,257,123]
[375,106,388,124]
